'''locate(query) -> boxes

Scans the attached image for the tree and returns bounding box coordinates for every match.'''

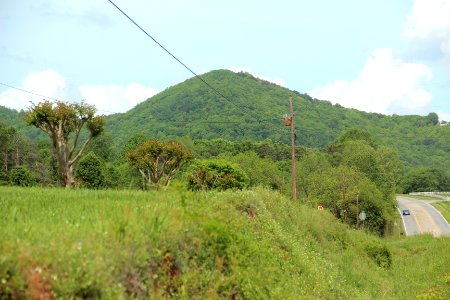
[126,139,193,189]
[307,165,390,235]
[0,122,16,177]
[341,140,378,182]
[32,139,59,186]
[86,132,117,161]
[122,133,148,158]
[332,128,377,149]
[0,122,32,183]
[296,151,332,198]
[375,147,402,199]
[219,151,284,190]
[425,112,439,126]
[403,166,450,193]
[24,101,106,187]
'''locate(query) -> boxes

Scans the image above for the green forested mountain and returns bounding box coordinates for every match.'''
[107,69,450,171]
[0,105,43,139]
[0,106,20,125]
[2,70,449,171]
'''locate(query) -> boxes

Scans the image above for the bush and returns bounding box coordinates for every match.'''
[75,152,106,189]
[9,166,36,187]
[365,242,392,269]
[187,159,249,191]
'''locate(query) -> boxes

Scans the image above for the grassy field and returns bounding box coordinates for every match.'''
[1,187,449,299]
[432,201,450,224]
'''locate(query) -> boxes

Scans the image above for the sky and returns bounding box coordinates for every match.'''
[0,0,449,120]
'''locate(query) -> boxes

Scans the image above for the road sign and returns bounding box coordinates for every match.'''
[358,211,366,221]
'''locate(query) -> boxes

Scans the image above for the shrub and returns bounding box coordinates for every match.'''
[365,242,392,269]
[75,152,106,189]
[187,159,249,191]
[9,166,36,187]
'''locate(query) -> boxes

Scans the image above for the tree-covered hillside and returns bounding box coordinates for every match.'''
[107,69,450,171]
[2,70,449,171]
[0,105,43,139]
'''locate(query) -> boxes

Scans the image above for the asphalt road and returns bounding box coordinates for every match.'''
[397,196,450,237]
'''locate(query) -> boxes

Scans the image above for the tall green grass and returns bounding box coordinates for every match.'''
[1,187,449,299]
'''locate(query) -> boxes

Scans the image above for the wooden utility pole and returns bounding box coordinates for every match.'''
[356,193,359,228]
[289,94,297,202]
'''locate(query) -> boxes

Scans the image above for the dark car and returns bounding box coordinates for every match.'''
[402,209,411,215]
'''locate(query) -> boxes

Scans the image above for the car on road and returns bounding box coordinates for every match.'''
[402,209,411,215]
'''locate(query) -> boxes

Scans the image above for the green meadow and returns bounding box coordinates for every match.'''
[1,187,449,299]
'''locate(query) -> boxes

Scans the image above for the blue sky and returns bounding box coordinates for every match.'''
[1,0,449,120]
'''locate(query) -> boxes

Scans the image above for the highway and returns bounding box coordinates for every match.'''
[397,196,450,237]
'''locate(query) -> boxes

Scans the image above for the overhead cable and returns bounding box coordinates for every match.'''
[105,0,274,122]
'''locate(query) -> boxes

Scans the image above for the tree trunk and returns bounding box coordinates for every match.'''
[64,164,75,188]
[3,151,7,172]
[55,141,75,188]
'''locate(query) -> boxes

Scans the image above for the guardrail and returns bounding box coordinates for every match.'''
[409,192,450,201]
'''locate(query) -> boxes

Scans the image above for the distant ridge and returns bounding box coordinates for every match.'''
[106,69,449,170]
[1,70,449,170]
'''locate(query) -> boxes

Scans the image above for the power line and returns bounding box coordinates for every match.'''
[0,81,62,102]
[0,81,281,124]
[0,81,117,115]
[105,0,271,122]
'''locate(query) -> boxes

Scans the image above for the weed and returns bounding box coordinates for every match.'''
[365,242,392,269]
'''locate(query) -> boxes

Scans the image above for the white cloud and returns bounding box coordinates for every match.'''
[0,70,68,111]
[0,70,158,114]
[309,48,433,115]
[79,83,158,114]
[437,111,450,122]
[229,67,287,87]
[405,0,450,39]
[404,0,450,61]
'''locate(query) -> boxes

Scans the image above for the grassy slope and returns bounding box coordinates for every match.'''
[1,187,449,299]
[432,202,450,224]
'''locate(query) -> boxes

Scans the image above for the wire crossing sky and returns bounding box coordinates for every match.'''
[0,0,449,120]
[105,0,271,122]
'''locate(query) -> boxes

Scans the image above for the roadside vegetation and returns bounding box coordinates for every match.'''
[1,187,449,299]
[432,202,450,224]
